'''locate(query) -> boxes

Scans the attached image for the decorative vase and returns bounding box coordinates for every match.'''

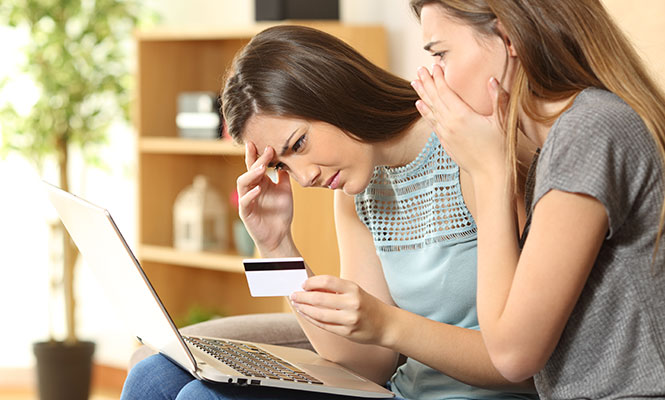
[33,340,95,400]
[173,175,228,252]
[233,219,255,256]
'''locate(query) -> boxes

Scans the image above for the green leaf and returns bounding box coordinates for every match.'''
[0,0,155,171]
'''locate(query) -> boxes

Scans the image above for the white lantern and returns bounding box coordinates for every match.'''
[173,175,228,252]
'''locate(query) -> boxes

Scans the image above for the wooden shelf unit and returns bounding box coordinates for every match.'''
[135,23,388,323]
[138,244,245,273]
[138,137,245,155]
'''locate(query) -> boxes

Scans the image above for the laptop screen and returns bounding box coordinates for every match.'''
[44,182,197,373]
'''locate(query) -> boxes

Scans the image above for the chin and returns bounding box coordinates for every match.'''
[470,100,494,117]
[343,181,369,196]
[340,172,374,195]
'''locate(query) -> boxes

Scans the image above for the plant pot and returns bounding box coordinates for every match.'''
[33,340,95,400]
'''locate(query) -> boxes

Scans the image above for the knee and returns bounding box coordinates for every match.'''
[121,354,192,400]
[122,355,163,399]
[176,380,233,400]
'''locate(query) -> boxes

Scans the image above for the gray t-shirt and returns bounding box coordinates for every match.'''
[526,88,665,398]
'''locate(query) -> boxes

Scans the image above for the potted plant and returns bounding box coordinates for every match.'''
[0,1,143,399]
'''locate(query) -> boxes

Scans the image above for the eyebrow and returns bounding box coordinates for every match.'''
[267,129,298,168]
[280,129,298,156]
[424,41,440,52]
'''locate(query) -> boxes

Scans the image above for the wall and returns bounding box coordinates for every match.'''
[146,0,431,80]
[603,0,665,89]
[147,0,665,86]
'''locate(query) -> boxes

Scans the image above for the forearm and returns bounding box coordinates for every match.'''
[383,306,534,392]
[292,305,400,384]
[473,174,523,376]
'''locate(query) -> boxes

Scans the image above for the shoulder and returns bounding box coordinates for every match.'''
[561,88,637,120]
[533,88,662,238]
[540,88,656,171]
[551,88,647,147]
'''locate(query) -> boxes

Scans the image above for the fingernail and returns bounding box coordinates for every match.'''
[264,146,269,153]
[490,77,499,88]
[410,80,417,88]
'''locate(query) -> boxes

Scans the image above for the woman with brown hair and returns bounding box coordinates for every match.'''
[410,0,665,398]
[121,25,538,399]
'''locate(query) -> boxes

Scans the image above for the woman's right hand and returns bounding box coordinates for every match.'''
[236,141,297,257]
[412,65,509,184]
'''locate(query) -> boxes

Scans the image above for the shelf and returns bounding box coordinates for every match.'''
[138,244,247,273]
[135,26,261,41]
[134,21,367,41]
[138,137,244,155]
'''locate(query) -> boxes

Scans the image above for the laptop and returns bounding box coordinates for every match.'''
[44,182,394,398]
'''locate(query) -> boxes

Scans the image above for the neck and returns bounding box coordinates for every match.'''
[519,94,578,147]
[375,118,432,168]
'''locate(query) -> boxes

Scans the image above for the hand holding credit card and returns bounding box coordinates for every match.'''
[243,257,308,297]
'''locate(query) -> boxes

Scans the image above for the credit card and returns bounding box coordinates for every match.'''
[243,257,308,297]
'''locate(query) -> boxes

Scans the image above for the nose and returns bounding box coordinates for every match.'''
[292,164,320,188]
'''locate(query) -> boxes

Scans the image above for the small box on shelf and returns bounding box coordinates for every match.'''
[176,92,223,140]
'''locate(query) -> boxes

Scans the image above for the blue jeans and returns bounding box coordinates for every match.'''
[122,354,403,400]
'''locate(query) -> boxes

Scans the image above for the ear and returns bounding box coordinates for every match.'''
[495,20,518,57]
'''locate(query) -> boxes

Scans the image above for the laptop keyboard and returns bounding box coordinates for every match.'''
[183,336,323,385]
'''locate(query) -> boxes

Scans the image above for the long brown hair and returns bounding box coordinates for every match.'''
[222,25,420,143]
[411,0,665,254]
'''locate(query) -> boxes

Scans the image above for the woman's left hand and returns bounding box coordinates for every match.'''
[411,64,509,181]
[290,275,393,346]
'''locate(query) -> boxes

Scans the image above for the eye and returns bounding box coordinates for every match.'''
[292,133,307,152]
[432,51,447,61]
[272,132,306,172]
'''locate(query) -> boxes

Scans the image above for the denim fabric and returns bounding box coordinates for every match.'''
[121,354,405,400]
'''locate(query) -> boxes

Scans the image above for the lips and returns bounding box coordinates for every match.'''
[327,171,340,190]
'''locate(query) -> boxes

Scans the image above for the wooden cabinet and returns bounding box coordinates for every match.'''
[134,23,388,323]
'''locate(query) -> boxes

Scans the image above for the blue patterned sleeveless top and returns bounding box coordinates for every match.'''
[355,133,536,400]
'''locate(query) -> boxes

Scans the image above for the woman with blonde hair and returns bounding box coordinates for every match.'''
[410,0,665,398]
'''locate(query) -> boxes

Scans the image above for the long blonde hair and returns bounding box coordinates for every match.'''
[411,0,665,255]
